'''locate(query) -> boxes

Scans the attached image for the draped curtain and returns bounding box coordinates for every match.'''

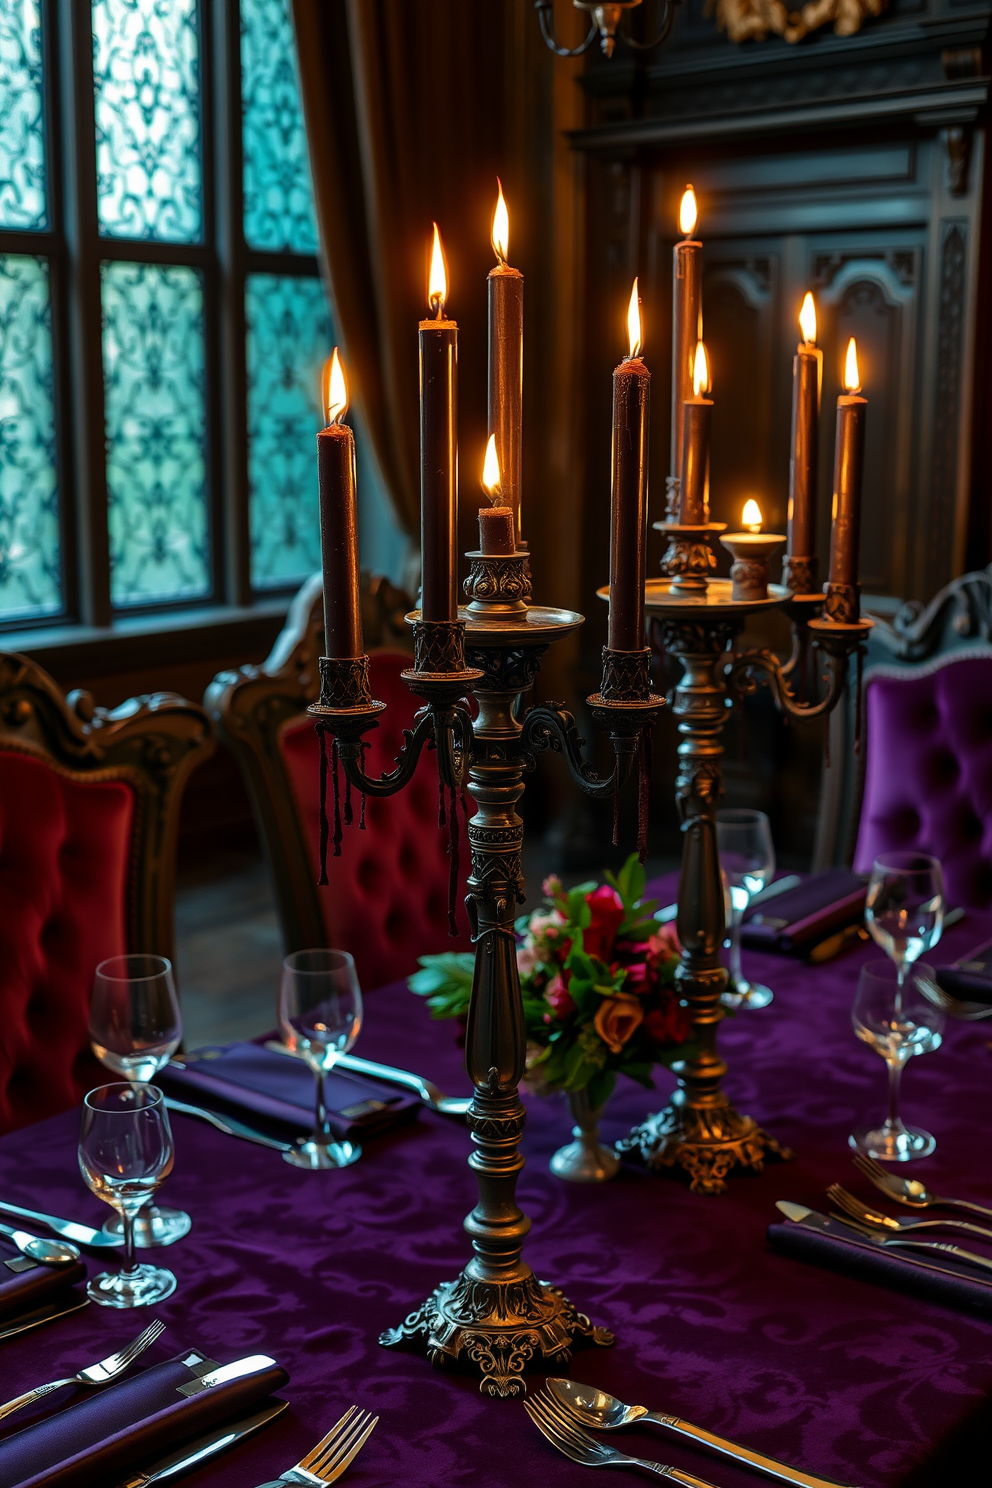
[292,0,509,542]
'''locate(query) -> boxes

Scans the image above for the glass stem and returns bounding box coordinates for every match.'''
[728,905,745,991]
[886,1058,904,1132]
[120,1206,140,1280]
[313,1067,332,1146]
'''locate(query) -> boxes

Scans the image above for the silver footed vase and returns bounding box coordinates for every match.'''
[550,1087,620,1183]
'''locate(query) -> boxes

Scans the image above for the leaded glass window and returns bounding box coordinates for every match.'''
[247,273,329,589]
[241,0,318,254]
[0,0,47,231]
[0,255,60,618]
[103,261,209,605]
[92,0,202,243]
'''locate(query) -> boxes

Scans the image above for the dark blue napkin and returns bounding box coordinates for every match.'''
[935,935,992,1004]
[0,1237,85,1326]
[742,870,867,955]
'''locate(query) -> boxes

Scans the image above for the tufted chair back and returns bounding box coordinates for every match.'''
[0,654,214,1132]
[207,574,471,989]
[853,652,992,909]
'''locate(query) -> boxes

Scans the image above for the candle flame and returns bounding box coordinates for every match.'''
[428,223,447,316]
[799,292,816,347]
[742,499,762,532]
[626,279,642,359]
[482,434,502,500]
[492,180,509,264]
[322,348,348,425]
[692,340,710,397]
[679,185,697,238]
[844,337,861,393]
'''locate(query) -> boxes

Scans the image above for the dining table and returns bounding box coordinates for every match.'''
[0,873,989,1488]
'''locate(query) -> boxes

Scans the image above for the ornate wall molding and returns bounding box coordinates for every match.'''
[926,222,967,596]
[713,0,885,46]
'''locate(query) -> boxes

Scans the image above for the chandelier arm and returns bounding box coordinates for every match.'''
[726,647,847,722]
[520,703,631,799]
[621,0,680,50]
[331,709,442,798]
[534,0,600,56]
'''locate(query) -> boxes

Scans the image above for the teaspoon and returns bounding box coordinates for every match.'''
[0,1222,80,1266]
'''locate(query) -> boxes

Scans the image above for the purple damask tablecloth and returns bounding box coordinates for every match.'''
[0,876,990,1488]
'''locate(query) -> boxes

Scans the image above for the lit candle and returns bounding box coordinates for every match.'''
[420,224,458,624]
[678,341,712,526]
[826,337,866,616]
[786,292,822,592]
[608,280,651,652]
[317,348,363,659]
[671,185,701,490]
[742,498,762,533]
[488,181,523,545]
[478,435,515,555]
[719,499,786,602]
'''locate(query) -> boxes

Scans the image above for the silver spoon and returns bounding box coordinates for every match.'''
[0,1222,80,1266]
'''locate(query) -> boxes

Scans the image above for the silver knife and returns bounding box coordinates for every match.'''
[775,1201,992,1287]
[177,1354,278,1396]
[163,1097,301,1153]
[0,1200,120,1249]
[0,1293,90,1342]
[117,1400,287,1486]
[657,874,803,923]
[261,1042,471,1118]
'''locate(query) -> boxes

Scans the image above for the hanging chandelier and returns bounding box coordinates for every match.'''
[535,0,681,57]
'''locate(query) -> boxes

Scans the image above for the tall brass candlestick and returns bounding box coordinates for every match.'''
[671,186,701,499]
[488,182,523,545]
[678,341,712,526]
[317,349,363,659]
[785,292,821,594]
[825,337,866,623]
[420,224,458,624]
[609,281,651,652]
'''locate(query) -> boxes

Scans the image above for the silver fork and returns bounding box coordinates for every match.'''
[0,1317,165,1423]
[252,1406,378,1486]
[916,974,992,1021]
[524,1389,721,1484]
[828,1211,992,1273]
[828,1184,992,1244]
[852,1152,992,1220]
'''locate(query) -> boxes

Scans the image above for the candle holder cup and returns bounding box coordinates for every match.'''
[658,520,727,593]
[719,533,787,602]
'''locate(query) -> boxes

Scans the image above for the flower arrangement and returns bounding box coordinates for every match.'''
[409,854,692,1110]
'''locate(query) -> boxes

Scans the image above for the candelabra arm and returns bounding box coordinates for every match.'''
[534,0,598,55]
[334,704,473,798]
[622,0,679,50]
[520,703,634,801]
[726,646,846,722]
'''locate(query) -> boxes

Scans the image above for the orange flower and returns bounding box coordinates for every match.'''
[593,993,644,1054]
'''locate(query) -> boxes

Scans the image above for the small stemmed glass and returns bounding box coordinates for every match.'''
[716,808,776,1010]
[865,851,945,987]
[89,954,190,1247]
[278,949,364,1170]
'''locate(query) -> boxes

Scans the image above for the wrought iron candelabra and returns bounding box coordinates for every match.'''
[311,540,661,1398]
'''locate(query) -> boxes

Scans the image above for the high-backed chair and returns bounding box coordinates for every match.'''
[0,655,214,1132]
[207,573,472,989]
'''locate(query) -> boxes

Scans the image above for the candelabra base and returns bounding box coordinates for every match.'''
[379,1265,614,1398]
[616,1094,793,1195]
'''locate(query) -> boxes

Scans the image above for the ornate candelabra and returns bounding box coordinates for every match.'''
[614,522,871,1193]
[311,540,661,1397]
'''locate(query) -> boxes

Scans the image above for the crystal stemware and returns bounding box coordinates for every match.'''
[849,959,944,1161]
[277,949,364,1170]
[89,954,190,1247]
[865,851,945,986]
[78,1083,177,1307]
[716,808,776,1010]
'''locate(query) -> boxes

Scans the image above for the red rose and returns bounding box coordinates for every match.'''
[643,996,692,1045]
[545,972,576,1021]
[620,960,650,996]
[582,884,625,962]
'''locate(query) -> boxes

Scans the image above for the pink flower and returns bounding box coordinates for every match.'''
[583,884,625,962]
[621,960,650,996]
[516,944,539,977]
[648,924,681,962]
[542,874,564,899]
[544,972,575,1021]
[593,993,644,1053]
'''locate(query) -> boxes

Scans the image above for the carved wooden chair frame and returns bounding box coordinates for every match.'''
[205,571,414,955]
[0,652,215,964]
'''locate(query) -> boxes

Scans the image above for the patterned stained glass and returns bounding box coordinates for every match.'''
[0,0,47,230]
[102,261,209,606]
[92,0,202,242]
[0,255,61,620]
[241,0,318,254]
[246,272,330,589]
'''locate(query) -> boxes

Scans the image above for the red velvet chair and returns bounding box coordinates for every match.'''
[0,655,214,1132]
[207,574,472,990]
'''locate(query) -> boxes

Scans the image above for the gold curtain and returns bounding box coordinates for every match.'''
[292,0,509,541]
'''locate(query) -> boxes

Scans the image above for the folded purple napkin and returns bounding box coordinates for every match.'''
[0,1238,85,1326]
[0,1350,288,1488]
[768,1219,992,1316]
[159,1042,420,1142]
[741,870,867,955]
[935,934,992,1005]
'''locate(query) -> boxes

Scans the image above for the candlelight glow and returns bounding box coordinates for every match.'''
[742,499,762,532]
[492,180,509,264]
[482,434,502,500]
[844,337,861,393]
[626,279,641,359]
[428,223,447,316]
[692,340,710,397]
[799,292,816,347]
[322,348,348,425]
[679,185,698,237]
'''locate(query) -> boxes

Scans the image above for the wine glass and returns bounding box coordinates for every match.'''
[78,1083,177,1307]
[865,851,945,986]
[89,955,190,1248]
[716,808,776,1010]
[850,960,944,1160]
[277,949,364,1170]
